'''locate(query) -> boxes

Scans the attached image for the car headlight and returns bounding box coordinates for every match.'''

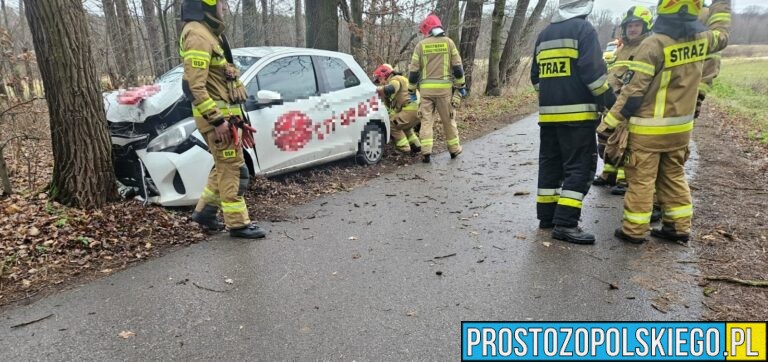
[146,118,197,152]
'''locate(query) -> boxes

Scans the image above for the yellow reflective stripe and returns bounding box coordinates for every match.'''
[454,76,465,85]
[536,48,579,61]
[395,137,409,147]
[604,112,621,128]
[210,57,227,66]
[443,53,449,79]
[201,187,220,202]
[610,60,656,76]
[201,0,216,5]
[654,71,671,118]
[617,168,625,180]
[411,52,419,63]
[603,163,617,173]
[630,114,694,127]
[420,82,453,89]
[587,75,609,95]
[402,103,419,111]
[182,50,211,60]
[446,137,460,146]
[537,188,560,196]
[539,112,598,122]
[193,100,242,117]
[629,121,693,135]
[408,133,419,143]
[537,195,560,204]
[540,104,597,114]
[705,53,721,60]
[707,13,731,25]
[624,210,652,224]
[420,138,434,146]
[221,199,247,214]
[194,106,242,117]
[196,98,216,113]
[560,190,584,201]
[537,38,578,52]
[557,198,582,209]
[592,82,610,96]
[665,204,693,219]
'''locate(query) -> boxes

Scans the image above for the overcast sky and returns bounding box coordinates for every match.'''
[593,0,766,14]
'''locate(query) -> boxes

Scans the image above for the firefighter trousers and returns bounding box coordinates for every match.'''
[194,129,251,229]
[537,125,597,227]
[390,109,421,152]
[418,92,461,155]
[622,147,692,237]
[600,163,626,184]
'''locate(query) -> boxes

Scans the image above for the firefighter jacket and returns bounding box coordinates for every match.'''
[600,2,731,152]
[698,7,722,95]
[607,34,649,93]
[180,17,242,134]
[408,35,464,96]
[380,75,418,113]
[531,17,613,127]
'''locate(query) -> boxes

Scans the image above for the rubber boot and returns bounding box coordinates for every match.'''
[539,220,555,229]
[650,204,662,222]
[191,205,225,232]
[651,225,690,243]
[610,183,627,195]
[614,228,647,244]
[230,224,267,239]
[422,154,431,163]
[410,144,421,156]
[450,149,462,159]
[552,225,595,244]
[592,175,611,186]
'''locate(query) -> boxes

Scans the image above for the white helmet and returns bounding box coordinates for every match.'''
[551,0,594,23]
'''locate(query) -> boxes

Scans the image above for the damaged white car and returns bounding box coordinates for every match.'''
[107,47,389,206]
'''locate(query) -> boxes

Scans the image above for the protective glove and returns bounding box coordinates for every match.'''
[229,80,247,104]
[451,90,462,108]
[230,116,257,149]
[458,88,468,98]
[213,118,232,144]
[597,143,606,160]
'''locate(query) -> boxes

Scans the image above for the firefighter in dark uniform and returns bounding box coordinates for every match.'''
[181,0,265,239]
[531,0,615,244]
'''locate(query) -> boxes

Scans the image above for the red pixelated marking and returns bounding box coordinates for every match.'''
[273,111,313,151]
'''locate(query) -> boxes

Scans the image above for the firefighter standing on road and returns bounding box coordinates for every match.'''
[181,0,265,239]
[593,6,653,196]
[408,14,466,164]
[600,0,731,244]
[531,0,615,245]
[373,64,422,154]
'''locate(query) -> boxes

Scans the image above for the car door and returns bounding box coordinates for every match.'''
[245,55,326,174]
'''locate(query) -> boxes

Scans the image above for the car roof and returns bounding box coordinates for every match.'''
[232,47,355,61]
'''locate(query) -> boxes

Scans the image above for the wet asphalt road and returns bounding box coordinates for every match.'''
[0,114,702,360]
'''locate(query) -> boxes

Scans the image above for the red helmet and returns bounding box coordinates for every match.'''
[419,14,443,36]
[373,64,394,79]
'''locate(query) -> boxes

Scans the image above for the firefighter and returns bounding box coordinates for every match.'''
[373,64,422,154]
[181,0,265,239]
[531,0,615,244]
[696,5,723,119]
[408,14,465,164]
[600,0,731,244]
[593,6,653,196]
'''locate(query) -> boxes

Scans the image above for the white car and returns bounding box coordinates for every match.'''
[107,47,390,206]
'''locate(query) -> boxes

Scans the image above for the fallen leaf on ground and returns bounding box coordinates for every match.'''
[542,242,551,247]
[28,227,40,236]
[348,236,358,240]
[118,330,135,339]
[513,191,530,196]
[225,278,234,284]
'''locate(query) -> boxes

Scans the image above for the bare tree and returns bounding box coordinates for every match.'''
[23,0,118,208]
[294,0,304,47]
[349,0,363,60]
[243,0,258,46]
[305,0,338,50]
[459,0,482,93]
[141,0,164,77]
[116,0,139,82]
[435,0,459,45]
[260,0,269,45]
[501,0,548,85]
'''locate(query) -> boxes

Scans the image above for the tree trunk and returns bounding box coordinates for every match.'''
[305,0,338,50]
[294,0,304,47]
[260,0,269,46]
[484,0,506,96]
[115,0,138,83]
[23,0,118,208]
[157,1,174,73]
[435,0,459,45]
[496,0,530,89]
[501,0,548,85]
[172,0,183,39]
[0,146,12,196]
[459,0,482,94]
[242,0,257,46]
[349,0,363,60]
[102,0,130,86]
[141,0,163,77]
[1,0,8,30]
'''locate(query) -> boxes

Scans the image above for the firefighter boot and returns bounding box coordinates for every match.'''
[539,220,555,229]
[614,228,647,244]
[651,225,690,243]
[422,154,431,163]
[651,204,662,222]
[552,225,595,245]
[611,182,627,195]
[191,205,225,232]
[230,224,267,239]
[450,149,462,159]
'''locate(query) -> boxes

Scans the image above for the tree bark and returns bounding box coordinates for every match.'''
[141,0,163,77]
[459,0,482,93]
[23,0,118,208]
[102,0,130,85]
[115,0,138,83]
[501,0,548,85]
[349,0,363,60]
[242,0,258,46]
[305,0,338,50]
[484,0,506,96]
[157,0,175,72]
[260,0,269,45]
[435,0,459,45]
[496,0,530,88]
[294,0,304,47]
[1,0,8,30]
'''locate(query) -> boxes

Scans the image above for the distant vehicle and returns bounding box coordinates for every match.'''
[106,47,390,206]
[603,40,619,63]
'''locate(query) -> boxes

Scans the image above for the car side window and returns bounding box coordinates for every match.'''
[316,56,360,92]
[256,55,318,102]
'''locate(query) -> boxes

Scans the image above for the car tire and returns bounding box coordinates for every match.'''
[356,123,384,165]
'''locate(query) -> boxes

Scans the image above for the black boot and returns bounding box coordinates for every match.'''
[614,228,646,244]
[650,205,662,222]
[450,149,462,159]
[592,175,610,186]
[651,225,689,243]
[230,224,267,239]
[539,220,555,229]
[191,206,225,232]
[422,154,431,163]
[610,183,627,195]
[552,225,595,244]
[410,145,421,156]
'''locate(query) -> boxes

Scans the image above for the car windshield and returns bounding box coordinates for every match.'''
[155,55,260,83]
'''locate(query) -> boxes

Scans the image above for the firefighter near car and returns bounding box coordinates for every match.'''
[408,14,466,164]
[593,5,653,196]
[373,64,422,155]
[530,0,615,245]
[599,0,732,244]
[180,0,265,239]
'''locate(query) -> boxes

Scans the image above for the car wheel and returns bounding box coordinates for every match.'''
[356,123,384,165]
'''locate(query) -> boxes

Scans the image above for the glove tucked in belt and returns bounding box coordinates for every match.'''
[225,64,247,104]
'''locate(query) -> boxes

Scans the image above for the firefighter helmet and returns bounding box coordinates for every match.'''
[656,0,703,17]
[373,64,394,79]
[181,0,217,22]
[620,6,652,39]
[419,14,443,36]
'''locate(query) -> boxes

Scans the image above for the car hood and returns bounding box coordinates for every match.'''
[104,72,184,124]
